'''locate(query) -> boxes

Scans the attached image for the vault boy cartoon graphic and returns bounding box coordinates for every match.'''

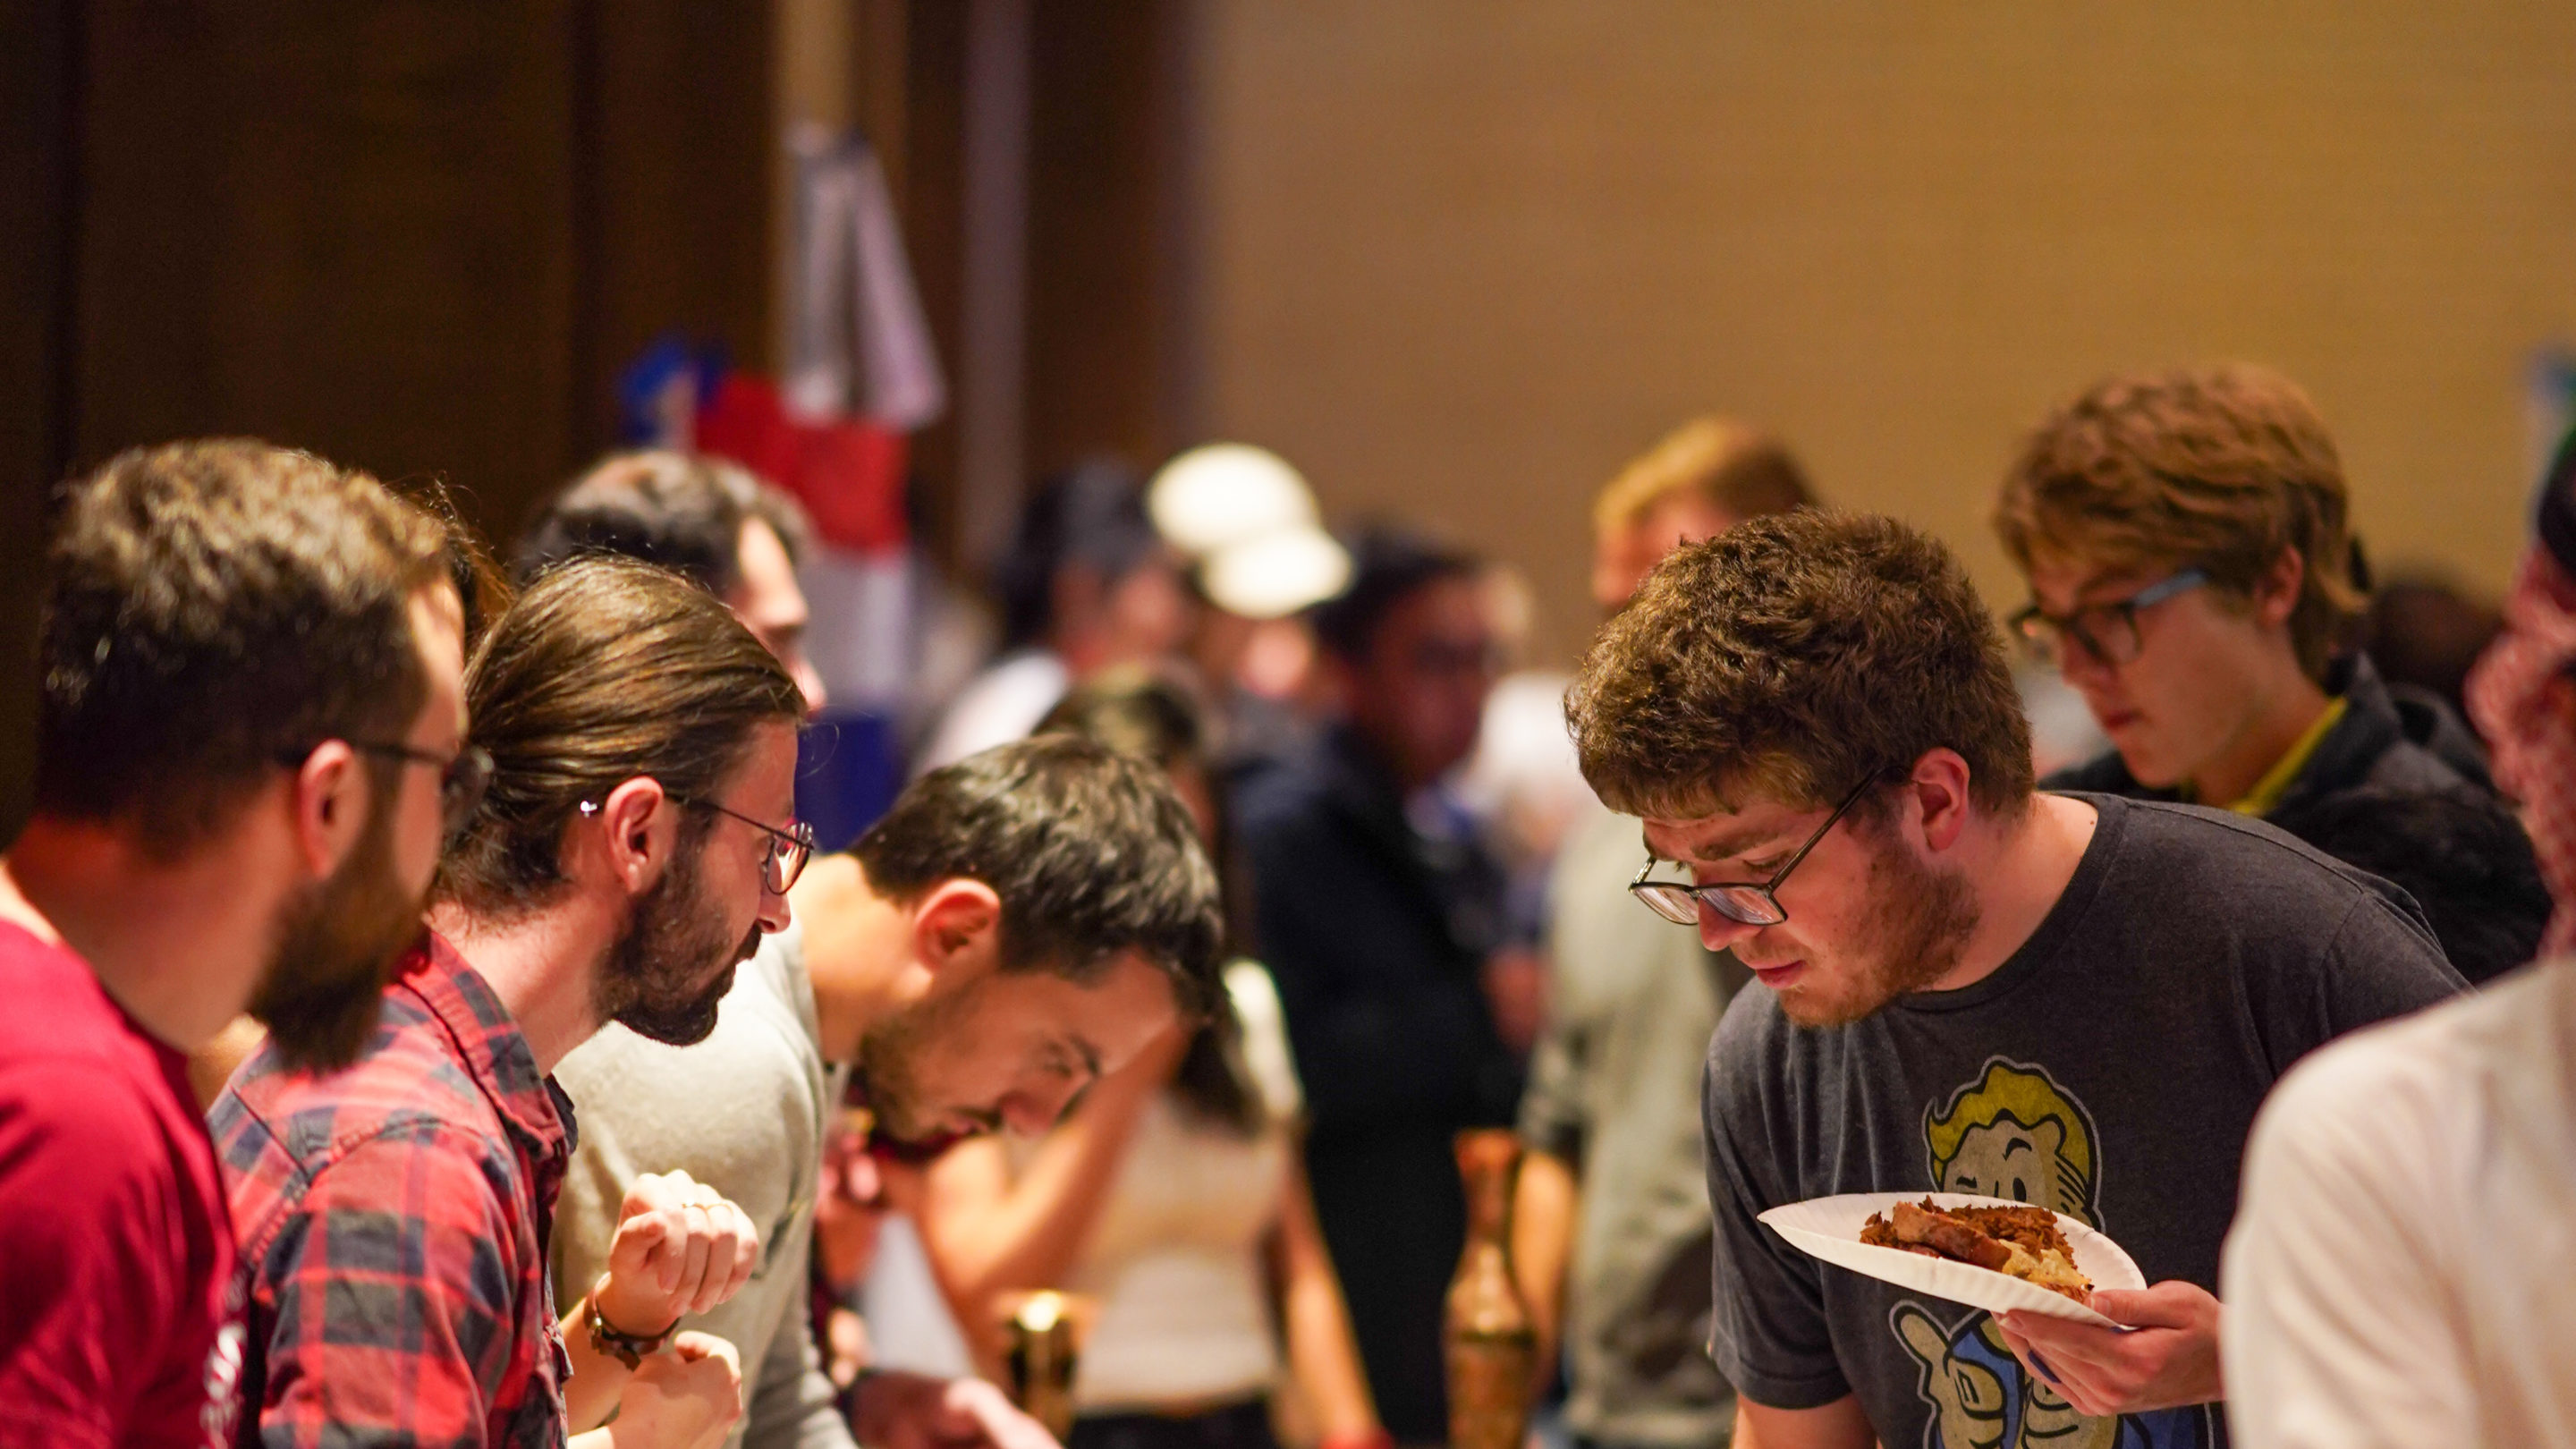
[1890,1058,2209,1449]
[1926,1058,2099,1224]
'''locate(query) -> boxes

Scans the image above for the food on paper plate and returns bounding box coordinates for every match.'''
[1860,1197,2093,1306]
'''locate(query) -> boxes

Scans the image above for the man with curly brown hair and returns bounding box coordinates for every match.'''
[1567,509,2461,1449]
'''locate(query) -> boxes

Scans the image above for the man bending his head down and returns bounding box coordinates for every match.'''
[1564,510,2460,1449]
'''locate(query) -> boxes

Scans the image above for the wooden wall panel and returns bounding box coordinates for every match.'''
[1191,1,2576,666]
[0,0,77,842]
[900,0,970,570]
[0,2,784,824]
[69,2,584,536]
[1023,0,1186,479]
[580,1,778,493]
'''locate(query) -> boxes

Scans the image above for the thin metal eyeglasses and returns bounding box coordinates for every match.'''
[695,800,817,894]
[1628,771,1882,928]
[581,795,817,894]
[279,740,493,846]
[2007,567,2209,668]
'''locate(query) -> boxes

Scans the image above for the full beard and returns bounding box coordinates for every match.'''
[251,785,426,1074]
[1775,828,1980,1029]
[593,843,757,1047]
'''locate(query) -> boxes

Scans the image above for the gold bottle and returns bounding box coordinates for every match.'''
[1445,1130,1536,1449]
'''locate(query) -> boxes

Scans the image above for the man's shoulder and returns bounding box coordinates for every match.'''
[2251,964,2555,1180]
[0,1055,190,1209]
[2092,795,2402,908]
[2086,796,2462,985]
[222,1070,531,1270]
[0,924,149,1068]
[216,995,507,1194]
[555,961,818,1136]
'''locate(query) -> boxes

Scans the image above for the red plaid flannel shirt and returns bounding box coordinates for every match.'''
[211,932,577,1447]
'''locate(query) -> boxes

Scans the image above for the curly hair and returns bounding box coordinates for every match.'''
[1566,510,2033,820]
[1993,363,2360,681]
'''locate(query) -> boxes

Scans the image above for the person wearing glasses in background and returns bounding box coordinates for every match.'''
[1568,509,2462,1449]
[0,442,462,1445]
[214,557,808,1449]
[1994,364,2546,982]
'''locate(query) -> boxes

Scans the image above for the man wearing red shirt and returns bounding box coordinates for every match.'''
[214,557,809,1449]
[0,440,464,1449]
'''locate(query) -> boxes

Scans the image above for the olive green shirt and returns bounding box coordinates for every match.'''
[1519,804,1748,1448]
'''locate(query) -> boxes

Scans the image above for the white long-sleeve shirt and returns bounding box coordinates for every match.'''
[2223,958,2576,1449]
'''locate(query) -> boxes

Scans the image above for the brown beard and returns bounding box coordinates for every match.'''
[251,775,426,1074]
[1777,823,1980,1028]
[593,838,754,1047]
[852,983,998,1148]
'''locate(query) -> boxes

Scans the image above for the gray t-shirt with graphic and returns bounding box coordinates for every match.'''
[1701,794,2465,1449]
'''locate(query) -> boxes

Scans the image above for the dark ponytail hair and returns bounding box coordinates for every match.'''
[437,555,808,919]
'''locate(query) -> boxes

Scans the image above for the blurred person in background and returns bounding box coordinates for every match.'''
[517,450,829,715]
[213,558,806,1449]
[1453,563,1588,953]
[1995,363,2544,980]
[2354,567,2505,723]
[919,671,1385,1449]
[1233,527,1523,1445]
[1142,442,1352,777]
[1510,418,1814,1449]
[919,461,1195,771]
[0,441,460,1445]
[2222,432,2576,1449]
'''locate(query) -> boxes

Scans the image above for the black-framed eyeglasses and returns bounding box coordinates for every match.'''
[2007,567,2209,668]
[279,739,492,846]
[575,794,816,894]
[1628,771,1883,928]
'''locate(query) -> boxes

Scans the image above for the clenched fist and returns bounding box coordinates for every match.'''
[596,1169,760,1338]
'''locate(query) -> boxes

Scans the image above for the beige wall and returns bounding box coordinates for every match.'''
[1185,1,2576,666]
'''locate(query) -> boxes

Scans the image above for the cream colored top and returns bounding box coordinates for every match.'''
[1044,962,1304,1412]
[2224,960,2576,1449]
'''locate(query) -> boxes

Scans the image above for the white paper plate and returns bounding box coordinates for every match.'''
[1758,1192,2144,1329]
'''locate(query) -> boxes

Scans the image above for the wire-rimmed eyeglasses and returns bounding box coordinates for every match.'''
[580,794,817,895]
